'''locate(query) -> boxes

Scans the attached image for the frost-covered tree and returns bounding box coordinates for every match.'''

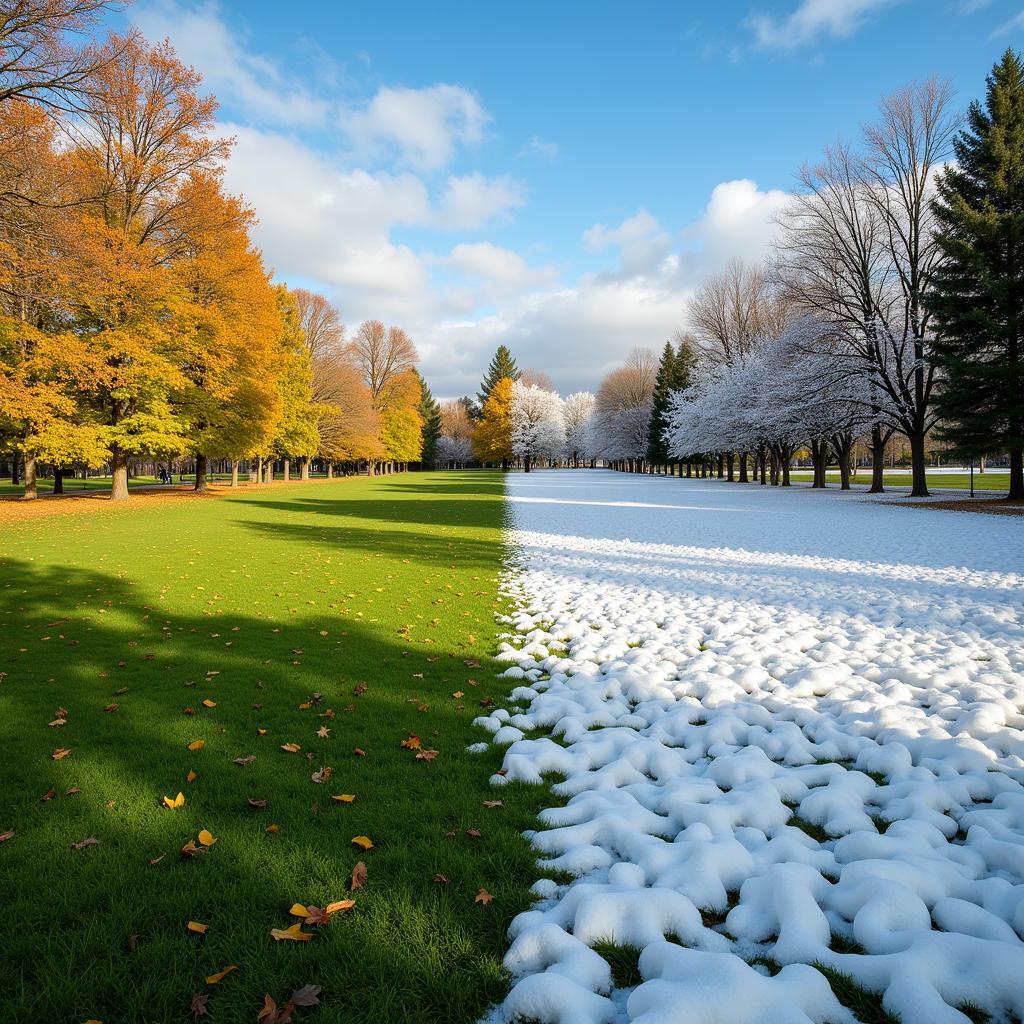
[562,390,595,467]
[510,380,564,472]
[591,349,657,469]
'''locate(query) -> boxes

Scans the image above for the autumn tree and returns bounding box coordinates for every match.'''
[472,375,514,469]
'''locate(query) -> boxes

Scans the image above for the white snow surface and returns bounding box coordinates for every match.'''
[481,470,1024,1024]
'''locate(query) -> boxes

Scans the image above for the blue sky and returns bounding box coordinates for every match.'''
[114,0,1023,397]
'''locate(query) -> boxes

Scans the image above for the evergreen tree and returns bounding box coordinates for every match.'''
[458,395,481,422]
[415,369,441,467]
[930,49,1024,499]
[477,344,519,408]
[647,336,698,462]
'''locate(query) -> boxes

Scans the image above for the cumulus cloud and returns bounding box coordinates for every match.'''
[446,243,556,288]
[745,0,898,50]
[344,84,489,171]
[434,173,525,229]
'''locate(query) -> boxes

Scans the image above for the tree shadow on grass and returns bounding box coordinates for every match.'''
[0,557,546,1024]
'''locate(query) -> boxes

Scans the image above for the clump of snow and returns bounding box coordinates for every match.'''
[485,471,1024,1024]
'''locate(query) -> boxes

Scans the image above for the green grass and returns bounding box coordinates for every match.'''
[0,472,551,1024]
[787,470,1010,491]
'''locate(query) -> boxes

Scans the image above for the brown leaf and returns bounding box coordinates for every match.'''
[483,800,503,809]
[280,742,301,753]
[233,755,256,766]
[66,786,81,795]
[316,726,330,738]
[464,659,481,668]
[415,749,439,762]
[400,734,421,750]
[290,984,322,1008]
[247,798,268,809]
[51,747,71,760]
[475,887,494,905]
[433,873,451,884]
[257,995,281,1023]
[41,788,57,802]
[180,841,205,858]
[465,828,482,839]
[126,933,140,953]
[310,766,333,784]
[350,861,367,891]
[353,683,368,696]
[103,703,119,713]
[353,747,366,757]
[115,687,129,695]
[190,991,210,1018]
[149,854,165,865]
[71,836,99,850]
[0,830,14,843]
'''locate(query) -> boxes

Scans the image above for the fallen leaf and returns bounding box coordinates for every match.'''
[353,747,366,757]
[265,823,281,833]
[126,933,140,952]
[280,743,301,753]
[162,792,186,810]
[233,755,256,766]
[116,687,128,695]
[66,786,81,795]
[149,854,165,865]
[289,902,310,918]
[452,691,464,699]
[48,718,66,727]
[0,830,14,842]
[350,861,367,891]
[71,836,99,850]
[330,794,355,803]
[464,659,481,668]
[270,923,312,942]
[475,887,494,905]
[415,749,439,762]
[51,747,71,760]
[103,703,119,713]
[256,995,279,1023]
[180,841,204,858]
[205,964,237,984]
[201,699,216,708]
[325,898,354,915]
[400,734,421,750]
[310,766,332,784]
[190,991,210,1018]
[483,800,503,809]
[353,683,367,696]
[257,728,267,736]
[247,798,268,809]
[350,835,373,851]
[466,828,482,839]
[316,726,330,739]
[41,788,56,802]
[198,829,216,847]
[186,770,197,783]
[433,873,451,884]
[186,920,209,934]
[290,984,322,1008]
[187,739,205,751]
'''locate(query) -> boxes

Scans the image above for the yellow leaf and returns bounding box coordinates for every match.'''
[162,792,185,809]
[452,691,465,699]
[202,699,217,708]
[187,739,204,751]
[280,742,301,753]
[265,823,281,833]
[270,923,312,942]
[325,899,355,915]
[257,728,267,736]
[52,747,71,760]
[331,794,356,803]
[198,829,216,847]
[289,902,310,918]
[187,921,208,934]
[351,835,373,851]
[205,965,238,984]
[186,770,197,783]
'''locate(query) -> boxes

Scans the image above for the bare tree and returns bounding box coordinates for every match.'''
[687,258,790,368]
[440,399,473,442]
[347,319,418,410]
[294,288,344,361]
[520,366,554,391]
[860,76,958,496]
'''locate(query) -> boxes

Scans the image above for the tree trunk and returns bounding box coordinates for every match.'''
[726,452,735,482]
[10,458,18,485]
[524,454,532,473]
[231,460,239,487]
[327,463,334,479]
[53,467,64,494]
[717,454,724,479]
[21,453,37,499]
[869,427,886,493]
[283,458,290,482]
[1008,446,1023,500]
[758,446,767,485]
[194,453,208,492]
[110,448,129,500]
[300,457,310,481]
[908,430,929,497]
[738,452,748,483]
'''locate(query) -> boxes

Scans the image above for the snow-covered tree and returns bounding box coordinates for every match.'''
[562,391,595,467]
[510,381,565,472]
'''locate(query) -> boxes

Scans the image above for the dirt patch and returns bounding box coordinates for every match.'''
[898,497,1024,517]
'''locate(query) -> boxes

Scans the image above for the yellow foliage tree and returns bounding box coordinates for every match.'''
[473,375,514,469]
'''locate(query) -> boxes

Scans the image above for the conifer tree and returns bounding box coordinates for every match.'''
[415,369,441,467]
[931,49,1024,499]
[647,336,697,463]
[477,345,519,408]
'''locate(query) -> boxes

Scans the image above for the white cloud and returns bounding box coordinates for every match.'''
[745,0,898,50]
[446,242,555,288]
[434,173,525,229]
[344,84,489,171]
[519,135,559,160]
[133,0,329,126]
[582,209,662,252]
[991,9,1024,35]
[686,178,790,262]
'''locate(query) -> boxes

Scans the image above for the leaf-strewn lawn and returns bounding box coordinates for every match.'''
[0,472,541,1024]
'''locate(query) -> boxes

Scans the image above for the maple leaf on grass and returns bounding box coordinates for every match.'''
[190,991,210,1018]
[290,984,322,1007]
[475,887,494,905]
[350,861,367,891]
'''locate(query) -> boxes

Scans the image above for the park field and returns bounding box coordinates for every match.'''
[0,473,550,1024]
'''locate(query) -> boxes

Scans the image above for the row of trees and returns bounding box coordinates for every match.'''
[0,3,438,499]
[658,52,1023,500]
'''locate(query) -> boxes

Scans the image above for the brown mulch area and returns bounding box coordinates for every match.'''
[899,497,1024,517]
[0,484,226,526]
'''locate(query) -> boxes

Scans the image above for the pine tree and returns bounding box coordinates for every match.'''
[931,49,1024,499]
[416,369,441,467]
[477,345,519,408]
[647,336,698,463]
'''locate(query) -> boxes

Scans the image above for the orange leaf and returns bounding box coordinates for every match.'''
[186,921,209,934]
[186,770,197,783]
[475,887,494,905]
[400,734,421,750]
[325,898,355,915]
[201,699,216,708]
[265,823,281,833]
[331,794,356,803]
[354,747,366,757]
[280,742,301,753]
[205,965,237,984]
[187,739,204,751]
[350,861,367,891]
[289,902,310,918]
[197,829,216,847]
[51,747,71,760]
[351,835,373,851]
[270,923,312,942]
[256,728,266,736]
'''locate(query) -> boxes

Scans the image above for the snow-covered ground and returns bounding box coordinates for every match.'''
[476,470,1024,1024]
